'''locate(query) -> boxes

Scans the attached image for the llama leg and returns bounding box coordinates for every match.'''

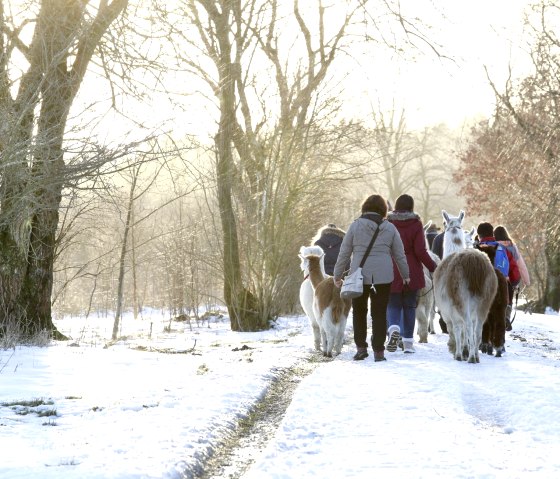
[333,318,347,355]
[311,318,321,351]
[416,308,428,343]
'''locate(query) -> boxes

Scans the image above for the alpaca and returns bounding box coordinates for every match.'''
[417,250,441,342]
[306,254,351,357]
[299,245,326,351]
[434,248,498,363]
[476,244,509,357]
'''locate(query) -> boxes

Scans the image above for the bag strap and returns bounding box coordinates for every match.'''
[359,224,381,268]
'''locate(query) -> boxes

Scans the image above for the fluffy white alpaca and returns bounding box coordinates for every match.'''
[299,245,326,351]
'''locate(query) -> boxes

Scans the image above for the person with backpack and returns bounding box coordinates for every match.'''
[312,224,346,276]
[476,222,521,330]
[494,225,530,328]
[386,194,438,353]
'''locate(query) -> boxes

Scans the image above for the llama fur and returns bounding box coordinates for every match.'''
[299,245,326,351]
[434,246,498,363]
[306,254,351,357]
[417,250,441,342]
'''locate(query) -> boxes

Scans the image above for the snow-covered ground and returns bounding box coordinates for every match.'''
[1,308,560,478]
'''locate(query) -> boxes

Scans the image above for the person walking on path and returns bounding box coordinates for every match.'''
[493,225,529,329]
[334,194,410,362]
[387,194,438,353]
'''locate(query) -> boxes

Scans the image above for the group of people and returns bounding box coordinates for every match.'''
[311,193,530,362]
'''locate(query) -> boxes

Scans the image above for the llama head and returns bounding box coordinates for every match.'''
[442,210,466,257]
[464,226,476,248]
[299,245,325,275]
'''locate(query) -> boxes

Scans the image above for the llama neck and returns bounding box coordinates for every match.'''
[308,257,325,289]
[443,230,466,257]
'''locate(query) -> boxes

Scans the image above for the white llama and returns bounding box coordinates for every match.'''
[434,210,497,362]
[299,245,326,351]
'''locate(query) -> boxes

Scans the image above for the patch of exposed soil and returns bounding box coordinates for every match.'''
[194,354,327,479]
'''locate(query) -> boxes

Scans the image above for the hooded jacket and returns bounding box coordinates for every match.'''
[387,211,437,293]
[333,213,409,285]
[313,225,346,276]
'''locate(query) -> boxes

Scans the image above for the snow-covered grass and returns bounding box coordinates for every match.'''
[1,308,560,478]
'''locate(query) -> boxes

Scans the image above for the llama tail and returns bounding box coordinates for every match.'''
[331,283,350,324]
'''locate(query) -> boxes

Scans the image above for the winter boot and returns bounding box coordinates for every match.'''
[403,338,415,354]
[386,325,400,352]
[374,350,386,362]
[353,347,369,360]
[505,305,513,331]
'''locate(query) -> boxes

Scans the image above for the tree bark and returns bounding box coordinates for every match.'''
[0,0,129,339]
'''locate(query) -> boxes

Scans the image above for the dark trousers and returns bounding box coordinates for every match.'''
[352,283,391,352]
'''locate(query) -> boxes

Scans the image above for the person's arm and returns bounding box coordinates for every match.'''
[391,228,410,282]
[333,226,353,286]
[413,222,437,272]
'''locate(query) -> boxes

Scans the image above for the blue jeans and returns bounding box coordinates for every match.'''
[387,290,418,339]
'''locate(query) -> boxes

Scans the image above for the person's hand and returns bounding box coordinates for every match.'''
[334,278,343,288]
[403,278,411,286]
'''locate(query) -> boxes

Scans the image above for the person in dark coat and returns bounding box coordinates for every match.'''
[426,224,440,250]
[431,230,445,260]
[387,194,438,353]
[312,224,347,276]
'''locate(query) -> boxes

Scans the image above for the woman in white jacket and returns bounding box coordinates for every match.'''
[334,194,410,362]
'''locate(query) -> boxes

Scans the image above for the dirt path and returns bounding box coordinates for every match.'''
[196,354,326,479]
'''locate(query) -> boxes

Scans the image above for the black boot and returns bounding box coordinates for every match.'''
[505,305,513,332]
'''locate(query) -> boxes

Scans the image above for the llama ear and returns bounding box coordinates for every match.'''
[469,226,475,235]
[459,210,465,223]
[387,200,393,211]
[423,220,432,232]
[442,210,449,224]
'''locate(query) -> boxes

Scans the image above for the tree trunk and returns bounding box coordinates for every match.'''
[0,0,129,340]
[544,241,560,312]
[213,5,265,332]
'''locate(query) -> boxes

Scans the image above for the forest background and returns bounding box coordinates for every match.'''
[0,0,559,342]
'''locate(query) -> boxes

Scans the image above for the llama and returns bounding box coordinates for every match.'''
[442,210,466,257]
[299,245,326,351]
[464,227,476,248]
[434,210,498,362]
[476,244,509,357]
[416,221,441,341]
[417,250,441,342]
[306,254,351,357]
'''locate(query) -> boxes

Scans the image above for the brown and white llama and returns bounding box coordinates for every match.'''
[475,243,509,357]
[299,245,326,351]
[305,254,351,357]
[434,210,498,363]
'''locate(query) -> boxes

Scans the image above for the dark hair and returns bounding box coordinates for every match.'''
[494,225,512,242]
[476,222,494,238]
[361,194,388,217]
[394,194,414,212]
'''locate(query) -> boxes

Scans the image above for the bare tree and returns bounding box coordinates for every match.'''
[456,1,560,310]
[0,0,132,339]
